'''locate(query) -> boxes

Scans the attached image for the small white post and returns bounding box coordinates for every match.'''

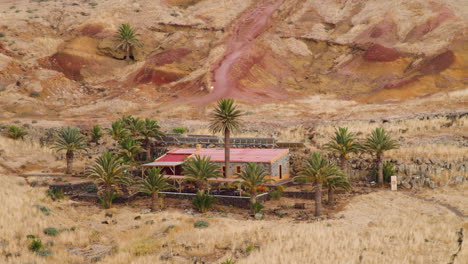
[391,176,397,191]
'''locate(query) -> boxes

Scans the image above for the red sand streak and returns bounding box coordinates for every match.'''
[196,0,284,104]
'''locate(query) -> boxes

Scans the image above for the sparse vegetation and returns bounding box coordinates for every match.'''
[43,227,59,236]
[47,187,64,201]
[28,239,43,252]
[7,125,27,140]
[171,127,187,134]
[324,127,360,174]
[183,155,221,192]
[90,124,103,144]
[237,163,273,212]
[192,191,216,213]
[194,220,209,228]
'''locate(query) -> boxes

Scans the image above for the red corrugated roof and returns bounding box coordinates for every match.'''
[159,148,288,163]
[156,153,190,162]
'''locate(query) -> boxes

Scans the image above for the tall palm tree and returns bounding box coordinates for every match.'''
[363,128,399,186]
[135,167,172,211]
[324,127,360,175]
[117,137,144,166]
[140,118,164,161]
[324,174,351,206]
[237,163,273,209]
[209,98,243,177]
[182,155,221,193]
[87,152,131,209]
[115,23,141,61]
[107,120,129,141]
[52,127,87,174]
[300,152,342,216]
[123,116,145,137]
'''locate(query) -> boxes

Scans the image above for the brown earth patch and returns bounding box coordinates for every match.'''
[363,44,400,62]
[40,53,87,81]
[146,48,192,67]
[419,50,455,75]
[79,24,104,37]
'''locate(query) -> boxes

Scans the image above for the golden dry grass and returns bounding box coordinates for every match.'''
[1,174,466,264]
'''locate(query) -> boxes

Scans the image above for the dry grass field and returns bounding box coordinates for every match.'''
[1,174,466,264]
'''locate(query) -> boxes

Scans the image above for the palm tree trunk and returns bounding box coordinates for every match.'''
[251,190,257,213]
[377,153,384,186]
[66,150,73,175]
[151,192,159,212]
[126,46,130,61]
[327,187,334,205]
[315,182,323,216]
[224,128,230,178]
[145,138,151,161]
[340,155,348,175]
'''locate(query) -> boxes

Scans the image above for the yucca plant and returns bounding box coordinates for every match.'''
[182,155,221,193]
[140,118,164,161]
[363,128,399,186]
[192,191,216,213]
[209,98,244,177]
[90,124,103,144]
[7,125,27,140]
[324,127,360,174]
[135,167,172,211]
[115,23,141,61]
[300,152,342,216]
[117,137,143,166]
[107,120,129,141]
[87,152,132,208]
[236,163,273,211]
[52,127,87,174]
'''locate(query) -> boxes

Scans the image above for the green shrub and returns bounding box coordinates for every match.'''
[37,249,52,257]
[33,204,51,216]
[26,234,36,239]
[294,177,307,184]
[43,227,58,236]
[86,183,98,193]
[29,91,40,98]
[47,187,64,201]
[194,220,209,228]
[98,190,119,209]
[7,125,27,140]
[251,201,264,214]
[28,239,43,252]
[221,258,234,264]
[245,244,255,253]
[171,127,187,134]
[192,191,216,213]
[30,180,38,187]
[276,185,285,192]
[269,190,281,200]
[0,33,5,38]
[89,2,98,7]
[371,161,395,183]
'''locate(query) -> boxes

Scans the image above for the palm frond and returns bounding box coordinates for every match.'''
[209,98,244,134]
[52,127,87,152]
[362,128,399,154]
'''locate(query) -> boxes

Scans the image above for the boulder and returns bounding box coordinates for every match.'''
[25,81,43,94]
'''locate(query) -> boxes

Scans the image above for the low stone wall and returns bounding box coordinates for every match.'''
[160,192,269,209]
[49,181,94,195]
[282,191,315,200]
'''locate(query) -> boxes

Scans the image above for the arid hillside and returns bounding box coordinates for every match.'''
[0,0,467,121]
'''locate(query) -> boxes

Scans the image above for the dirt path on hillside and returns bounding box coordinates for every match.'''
[402,192,467,219]
[195,0,285,104]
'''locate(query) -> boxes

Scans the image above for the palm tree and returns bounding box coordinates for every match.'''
[363,128,399,186]
[87,152,131,209]
[7,125,27,140]
[237,163,273,209]
[140,118,164,161]
[123,116,144,137]
[115,23,141,61]
[209,98,243,177]
[182,155,221,193]
[300,152,342,216]
[107,120,129,141]
[52,127,87,174]
[324,174,351,205]
[117,137,143,165]
[324,127,360,175]
[135,167,172,211]
[90,124,103,144]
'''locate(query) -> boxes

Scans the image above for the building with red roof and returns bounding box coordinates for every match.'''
[143,146,290,181]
